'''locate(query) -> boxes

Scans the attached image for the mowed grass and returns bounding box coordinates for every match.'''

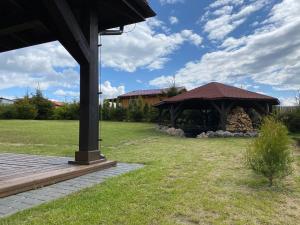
[0,121,300,225]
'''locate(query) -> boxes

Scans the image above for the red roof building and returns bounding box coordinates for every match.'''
[114,87,186,108]
[156,82,279,105]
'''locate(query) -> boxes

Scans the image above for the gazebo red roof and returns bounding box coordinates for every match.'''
[156,82,279,105]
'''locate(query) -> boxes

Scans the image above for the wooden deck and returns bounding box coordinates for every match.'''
[0,153,116,198]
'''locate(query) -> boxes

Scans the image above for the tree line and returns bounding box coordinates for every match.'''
[0,89,160,122]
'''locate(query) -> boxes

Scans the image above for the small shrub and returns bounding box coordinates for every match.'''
[128,97,144,122]
[110,100,127,121]
[148,107,159,122]
[14,98,38,120]
[53,102,79,120]
[245,117,293,186]
[0,104,16,119]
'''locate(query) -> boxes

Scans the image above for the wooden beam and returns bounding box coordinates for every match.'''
[42,0,91,65]
[8,0,24,10]
[0,21,41,36]
[122,0,146,21]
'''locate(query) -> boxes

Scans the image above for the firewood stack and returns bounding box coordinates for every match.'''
[226,107,253,132]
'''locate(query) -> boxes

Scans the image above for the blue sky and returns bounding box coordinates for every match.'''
[0,0,299,105]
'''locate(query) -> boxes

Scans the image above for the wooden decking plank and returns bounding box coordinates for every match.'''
[0,153,117,197]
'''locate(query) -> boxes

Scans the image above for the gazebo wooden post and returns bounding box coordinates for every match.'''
[170,105,176,128]
[158,108,163,125]
[211,101,234,130]
[169,103,184,128]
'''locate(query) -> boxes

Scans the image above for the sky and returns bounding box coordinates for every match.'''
[0,0,299,106]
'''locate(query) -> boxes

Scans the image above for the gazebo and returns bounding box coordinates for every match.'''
[155,82,279,134]
[0,0,155,165]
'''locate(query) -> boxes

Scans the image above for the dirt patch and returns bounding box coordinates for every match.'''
[174,213,199,225]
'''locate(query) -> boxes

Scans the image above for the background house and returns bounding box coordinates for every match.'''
[110,87,186,108]
[0,97,15,105]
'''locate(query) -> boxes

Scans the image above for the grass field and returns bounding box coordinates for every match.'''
[0,120,300,225]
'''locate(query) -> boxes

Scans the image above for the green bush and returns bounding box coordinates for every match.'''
[0,104,16,119]
[148,107,159,122]
[128,97,144,122]
[53,102,79,120]
[245,117,293,186]
[14,98,38,120]
[110,100,127,121]
[276,109,300,133]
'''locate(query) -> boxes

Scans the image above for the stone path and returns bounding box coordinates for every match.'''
[0,163,143,218]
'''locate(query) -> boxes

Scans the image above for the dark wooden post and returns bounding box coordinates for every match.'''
[75,6,103,164]
[41,0,103,164]
[219,102,227,130]
[169,103,184,128]
[211,101,234,130]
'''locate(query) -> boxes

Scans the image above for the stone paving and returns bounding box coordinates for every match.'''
[0,163,143,218]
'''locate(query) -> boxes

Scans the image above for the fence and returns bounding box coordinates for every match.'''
[274,106,300,113]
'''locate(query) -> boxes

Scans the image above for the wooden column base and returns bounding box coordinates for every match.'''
[69,150,106,165]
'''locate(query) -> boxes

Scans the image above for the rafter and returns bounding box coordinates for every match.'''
[42,0,91,65]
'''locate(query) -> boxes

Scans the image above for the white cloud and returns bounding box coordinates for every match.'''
[209,0,244,8]
[100,81,125,100]
[279,97,297,106]
[101,18,202,72]
[203,0,269,40]
[150,0,300,92]
[212,6,233,16]
[169,16,179,25]
[53,81,124,102]
[160,0,184,5]
[0,42,78,91]
[54,89,79,97]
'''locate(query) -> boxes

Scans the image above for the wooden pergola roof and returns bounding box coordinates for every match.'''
[0,0,155,54]
[155,82,280,107]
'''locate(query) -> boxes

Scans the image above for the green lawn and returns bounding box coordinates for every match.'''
[0,120,300,225]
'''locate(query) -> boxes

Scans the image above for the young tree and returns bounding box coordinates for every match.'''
[143,103,150,121]
[245,117,293,186]
[163,76,185,98]
[30,88,54,120]
[128,97,144,122]
[111,99,126,121]
[101,100,111,121]
[14,97,38,120]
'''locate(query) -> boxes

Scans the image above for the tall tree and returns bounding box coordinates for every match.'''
[30,88,54,120]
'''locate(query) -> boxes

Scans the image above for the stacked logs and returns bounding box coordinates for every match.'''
[226,107,253,132]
